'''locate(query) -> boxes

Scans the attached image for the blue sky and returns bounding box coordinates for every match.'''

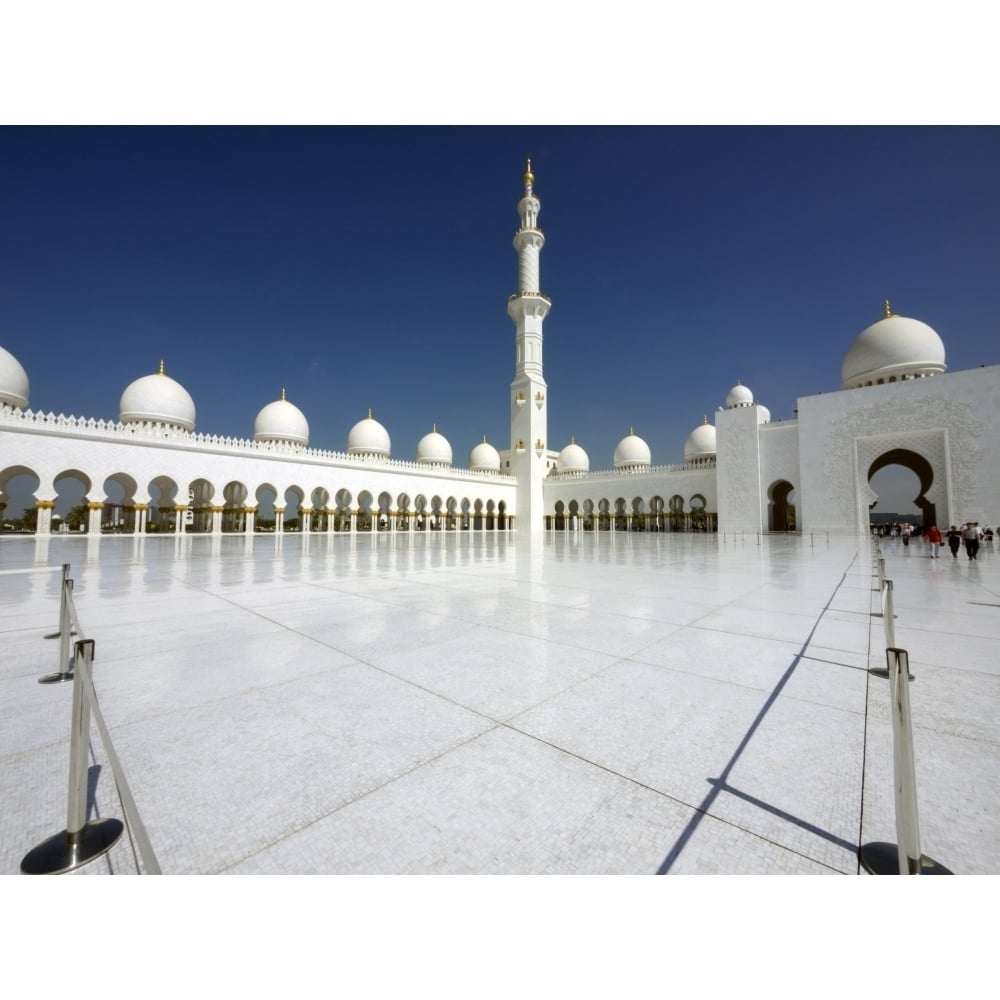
[2,126,998,514]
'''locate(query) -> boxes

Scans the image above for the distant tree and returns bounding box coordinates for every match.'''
[21,507,37,532]
[66,504,89,530]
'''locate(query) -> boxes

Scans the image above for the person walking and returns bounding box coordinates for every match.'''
[926,524,942,558]
[947,525,962,558]
[963,522,980,560]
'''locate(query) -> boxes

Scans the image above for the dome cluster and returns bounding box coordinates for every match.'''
[0,300,950,475]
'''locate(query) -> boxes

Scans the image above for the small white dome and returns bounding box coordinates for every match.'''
[416,425,452,466]
[254,391,309,446]
[726,382,754,408]
[842,302,946,389]
[557,438,589,475]
[757,405,771,424]
[469,437,501,472]
[120,362,195,430]
[0,344,30,409]
[347,410,391,457]
[613,429,651,471]
[684,418,717,462]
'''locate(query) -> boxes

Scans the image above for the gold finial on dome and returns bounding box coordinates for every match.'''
[482,434,487,443]
[629,426,635,436]
[570,436,575,445]
[367,408,372,419]
[158,360,165,376]
[883,298,893,318]
[281,388,286,401]
[703,415,709,425]
[432,423,437,433]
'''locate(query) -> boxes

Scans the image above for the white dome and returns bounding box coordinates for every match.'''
[119,363,195,430]
[469,437,501,472]
[254,392,309,446]
[0,344,29,409]
[613,429,652,471]
[842,303,946,389]
[726,382,754,408]
[684,418,717,462]
[347,410,390,457]
[557,438,589,475]
[757,405,771,424]
[416,425,452,466]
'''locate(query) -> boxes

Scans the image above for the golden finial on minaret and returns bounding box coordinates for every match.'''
[883,298,893,318]
[524,157,534,187]
[158,360,165,376]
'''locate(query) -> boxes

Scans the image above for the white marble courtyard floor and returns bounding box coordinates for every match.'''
[2,529,997,874]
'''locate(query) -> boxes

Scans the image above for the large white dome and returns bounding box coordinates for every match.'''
[684,418,717,463]
[119,362,195,430]
[557,438,589,475]
[613,429,651,471]
[0,344,29,409]
[347,410,391,457]
[842,302,946,389]
[726,382,754,408]
[416,425,452,466]
[254,391,309,446]
[469,437,501,472]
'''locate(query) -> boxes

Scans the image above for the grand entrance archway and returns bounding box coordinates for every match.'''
[868,449,936,529]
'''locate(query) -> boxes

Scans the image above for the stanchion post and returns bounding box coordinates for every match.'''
[39,567,75,685]
[883,579,896,648]
[21,640,124,875]
[859,649,951,875]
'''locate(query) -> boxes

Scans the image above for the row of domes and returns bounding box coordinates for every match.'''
[0,303,949,473]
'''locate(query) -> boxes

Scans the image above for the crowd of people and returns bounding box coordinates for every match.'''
[871,520,993,560]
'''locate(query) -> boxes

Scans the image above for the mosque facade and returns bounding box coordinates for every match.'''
[1,165,998,538]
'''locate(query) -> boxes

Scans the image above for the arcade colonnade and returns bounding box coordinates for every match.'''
[0,410,517,536]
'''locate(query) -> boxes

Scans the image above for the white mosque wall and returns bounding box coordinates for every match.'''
[542,463,718,526]
[0,405,516,522]
[795,365,1000,535]
[715,405,764,532]
[758,421,801,529]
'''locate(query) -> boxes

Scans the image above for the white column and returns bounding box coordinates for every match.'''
[36,500,55,535]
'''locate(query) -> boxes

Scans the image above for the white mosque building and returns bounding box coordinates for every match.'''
[1,163,998,538]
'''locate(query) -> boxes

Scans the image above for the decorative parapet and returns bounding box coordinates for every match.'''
[556,459,716,480]
[0,404,514,482]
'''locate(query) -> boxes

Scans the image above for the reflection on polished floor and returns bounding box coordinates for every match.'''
[2,531,997,874]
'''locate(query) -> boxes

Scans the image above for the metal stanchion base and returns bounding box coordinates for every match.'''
[869,667,915,680]
[38,672,74,685]
[20,818,124,875]
[859,842,952,875]
[44,630,77,640]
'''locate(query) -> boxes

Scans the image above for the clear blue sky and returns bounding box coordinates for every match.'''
[2,126,998,514]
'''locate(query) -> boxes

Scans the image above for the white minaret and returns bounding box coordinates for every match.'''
[508,159,550,532]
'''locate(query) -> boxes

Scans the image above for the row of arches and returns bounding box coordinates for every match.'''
[546,494,717,532]
[0,467,511,535]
